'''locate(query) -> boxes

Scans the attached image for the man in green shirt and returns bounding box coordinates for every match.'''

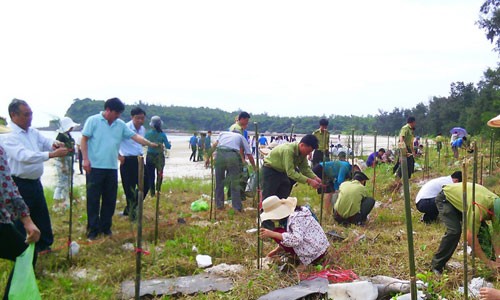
[333,172,375,226]
[431,182,500,274]
[262,134,322,199]
[229,111,250,135]
[310,118,330,168]
[396,116,416,179]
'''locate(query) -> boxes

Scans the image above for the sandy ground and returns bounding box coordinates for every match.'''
[41,140,211,188]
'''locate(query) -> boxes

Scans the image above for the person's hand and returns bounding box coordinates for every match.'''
[21,216,40,243]
[479,287,500,300]
[205,159,210,168]
[307,178,321,189]
[52,141,65,149]
[83,159,91,174]
[118,155,124,165]
[260,228,274,239]
[50,147,69,158]
[149,142,158,148]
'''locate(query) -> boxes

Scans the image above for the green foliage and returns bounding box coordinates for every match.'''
[416,271,449,299]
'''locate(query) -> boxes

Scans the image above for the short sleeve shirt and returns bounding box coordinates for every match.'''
[82,112,135,169]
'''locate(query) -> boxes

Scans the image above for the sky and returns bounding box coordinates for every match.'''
[0,0,498,127]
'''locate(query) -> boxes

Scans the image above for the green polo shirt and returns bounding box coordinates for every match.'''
[443,182,499,235]
[263,142,316,184]
[399,124,414,152]
[229,123,243,135]
[334,180,368,218]
[313,129,330,151]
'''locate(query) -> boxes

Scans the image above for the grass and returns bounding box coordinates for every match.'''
[1,144,500,299]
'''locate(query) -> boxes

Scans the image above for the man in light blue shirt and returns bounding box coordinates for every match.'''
[118,107,149,221]
[81,98,157,240]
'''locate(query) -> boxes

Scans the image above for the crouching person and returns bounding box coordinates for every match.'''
[334,171,375,226]
[259,196,329,267]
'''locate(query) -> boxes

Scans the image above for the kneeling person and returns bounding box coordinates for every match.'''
[334,172,375,226]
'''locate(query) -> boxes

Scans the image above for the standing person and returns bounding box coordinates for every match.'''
[118,107,149,221]
[451,136,469,159]
[3,99,69,252]
[197,132,206,162]
[262,134,322,199]
[435,132,444,153]
[204,130,212,162]
[366,148,386,168]
[431,182,500,274]
[258,134,268,147]
[312,151,352,212]
[229,111,250,136]
[189,132,197,162]
[396,116,416,179]
[250,135,257,155]
[53,117,79,211]
[0,123,41,299]
[80,98,157,240]
[333,172,375,226]
[145,116,171,197]
[415,171,462,224]
[206,131,255,212]
[310,118,330,168]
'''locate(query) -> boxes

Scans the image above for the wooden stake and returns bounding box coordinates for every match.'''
[154,145,164,246]
[461,162,469,300]
[135,156,145,300]
[372,131,377,197]
[320,128,327,225]
[472,142,477,275]
[255,122,262,269]
[67,153,74,262]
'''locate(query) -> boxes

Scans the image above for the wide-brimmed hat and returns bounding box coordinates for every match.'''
[0,125,11,134]
[58,117,79,133]
[487,114,500,128]
[260,196,297,222]
[150,116,163,127]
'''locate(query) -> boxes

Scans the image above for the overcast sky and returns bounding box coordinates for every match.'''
[0,0,498,127]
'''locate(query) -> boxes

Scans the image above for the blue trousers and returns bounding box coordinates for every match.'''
[13,177,53,252]
[86,168,118,237]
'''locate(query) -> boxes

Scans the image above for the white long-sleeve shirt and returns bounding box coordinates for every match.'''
[2,122,54,179]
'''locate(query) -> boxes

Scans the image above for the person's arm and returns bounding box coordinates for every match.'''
[80,135,91,174]
[205,141,219,167]
[131,134,158,148]
[467,230,500,270]
[260,228,283,241]
[21,216,40,243]
[163,133,171,149]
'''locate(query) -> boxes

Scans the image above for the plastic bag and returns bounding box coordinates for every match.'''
[8,243,41,300]
[190,199,209,212]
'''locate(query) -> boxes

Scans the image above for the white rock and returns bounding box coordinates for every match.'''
[328,281,378,300]
[395,291,425,300]
[196,254,213,268]
[204,263,245,276]
[246,228,258,233]
[122,243,135,252]
[192,245,198,253]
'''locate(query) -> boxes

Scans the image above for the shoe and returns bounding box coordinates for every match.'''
[432,268,442,276]
[102,230,112,237]
[87,233,99,241]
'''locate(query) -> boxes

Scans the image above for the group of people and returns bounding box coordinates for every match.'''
[1,100,499,298]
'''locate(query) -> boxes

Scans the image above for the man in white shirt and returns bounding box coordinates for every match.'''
[118,107,149,221]
[206,131,255,212]
[3,99,69,252]
[415,171,462,223]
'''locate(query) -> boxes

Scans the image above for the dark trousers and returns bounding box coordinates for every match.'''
[215,150,242,211]
[431,191,462,272]
[312,150,330,168]
[120,156,149,219]
[86,168,118,237]
[13,177,53,252]
[78,149,83,174]
[334,197,375,225]
[146,152,165,197]
[189,146,197,161]
[0,223,33,300]
[416,197,439,223]
[262,166,296,200]
[397,155,415,179]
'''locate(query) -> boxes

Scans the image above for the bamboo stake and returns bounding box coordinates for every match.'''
[351,130,355,178]
[255,122,262,269]
[360,134,364,157]
[320,128,327,225]
[154,145,164,245]
[210,154,215,220]
[372,131,377,197]
[425,139,429,179]
[400,143,418,300]
[289,124,295,143]
[135,156,145,300]
[472,142,477,275]
[490,132,494,175]
[461,162,469,300]
[67,153,74,262]
[480,155,484,185]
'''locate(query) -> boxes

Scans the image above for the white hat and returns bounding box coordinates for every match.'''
[260,196,297,222]
[487,114,500,128]
[150,116,163,127]
[58,117,79,133]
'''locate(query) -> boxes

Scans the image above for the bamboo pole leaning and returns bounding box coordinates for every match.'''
[351,130,355,178]
[255,122,262,270]
[472,142,478,275]
[319,129,327,225]
[135,156,145,300]
[154,145,164,245]
[399,142,418,300]
[67,153,75,262]
[461,162,469,300]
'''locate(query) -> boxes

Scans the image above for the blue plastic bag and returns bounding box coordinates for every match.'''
[8,243,41,300]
